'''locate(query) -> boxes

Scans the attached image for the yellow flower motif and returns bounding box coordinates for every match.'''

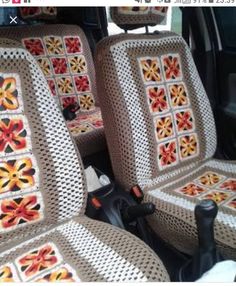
[199,172,222,186]
[79,94,95,111]
[0,77,19,111]
[203,191,230,204]
[45,36,64,55]
[37,58,51,77]
[69,56,87,74]
[179,134,198,158]
[169,84,188,107]
[42,7,57,16]
[140,58,162,82]
[119,7,149,13]
[0,158,35,194]
[35,267,76,282]
[70,123,93,136]
[0,266,15,282]
[57,77,74,94]
[155,116,173,140]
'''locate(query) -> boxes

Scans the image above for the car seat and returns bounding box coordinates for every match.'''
[0,38,169,282]
[95,7,236,259]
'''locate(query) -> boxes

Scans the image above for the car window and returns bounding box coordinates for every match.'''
[214,7,236,50]
[107,7,182,36]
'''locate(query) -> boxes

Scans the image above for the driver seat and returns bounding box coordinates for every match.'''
[95,7,236,259]
[0,38,169,282]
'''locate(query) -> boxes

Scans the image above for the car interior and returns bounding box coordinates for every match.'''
[0,6,235,282]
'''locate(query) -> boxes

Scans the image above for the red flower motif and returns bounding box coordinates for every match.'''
[47,79,56,96]
[0,118,27,153]
[0,195,40,229]
[220,180,236,191]
[51,58,68,74]
[20,7,41,18]
[163,55,181,80]
[175,110,193,132]
[61,96,77,109]
[74,76,90,92]
[147,86,168,113]
[92,120,103,128]
[23,39,45,56]
[64,37,82,54]
[19,244,58,278]
[159,141,177,167]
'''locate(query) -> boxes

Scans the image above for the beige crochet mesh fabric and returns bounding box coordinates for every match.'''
[110,7,168,28]
[0,24,106,157]
[0,39,170,282]
[95,32,236,258]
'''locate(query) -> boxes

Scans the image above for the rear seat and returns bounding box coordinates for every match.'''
[0,9,106,157]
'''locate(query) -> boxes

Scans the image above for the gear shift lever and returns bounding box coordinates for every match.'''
[195,199,218,252]
[179,199,223,281]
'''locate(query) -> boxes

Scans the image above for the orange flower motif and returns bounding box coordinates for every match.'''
[0,118,27,153]
[0,266,14,282]
[169,83,188,107]
[220,179,236,191]
[0,158,35,194]
[0,195,41,229]
[155,116,174,140]
[199,172,222,186]
[178,183,206,197]
[36,267,76,282]
[0,77,19,111]
[203,191,230,204]
[179,134,198,159]
[140,58,162,83]
[159,141,177,167]
[175,110,193,132]
[18,244,58,278]
[163,55,181,80]
[147,86,168,113]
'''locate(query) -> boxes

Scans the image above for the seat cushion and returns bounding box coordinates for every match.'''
[0,217,169,282]
[0,24,106,157]
[145,159,236,259]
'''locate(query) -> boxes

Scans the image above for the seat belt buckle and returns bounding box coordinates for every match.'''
[91,196,102,209]
[130,185,144,203]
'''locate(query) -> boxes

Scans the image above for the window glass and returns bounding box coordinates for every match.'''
[107,7,182,35]
[214,8,236,50]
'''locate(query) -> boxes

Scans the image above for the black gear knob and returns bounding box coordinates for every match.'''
[195,199,218,251]
[178,199,223,281]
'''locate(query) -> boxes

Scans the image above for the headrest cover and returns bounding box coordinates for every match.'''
[110,7,168,30]
[19,7,57,21]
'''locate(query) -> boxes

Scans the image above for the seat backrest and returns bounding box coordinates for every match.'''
[95,7,217,189]
[0,23,98,114]
[0,38,86,250]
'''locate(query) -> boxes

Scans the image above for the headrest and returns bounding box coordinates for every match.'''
[110,7,168,31]
[19,7,57,21]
